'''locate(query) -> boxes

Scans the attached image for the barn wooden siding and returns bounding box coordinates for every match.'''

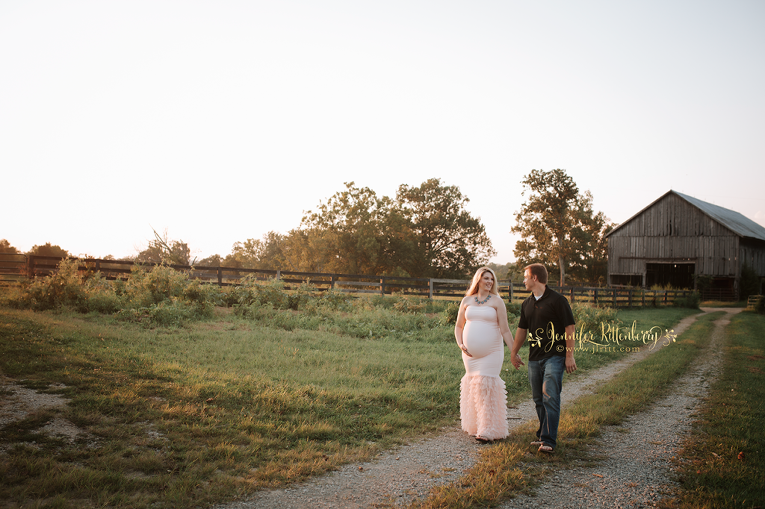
[608,194,739,277]
[741,239,765,275]
[608,192,750,283]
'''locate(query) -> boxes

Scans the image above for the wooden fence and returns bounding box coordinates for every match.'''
[0,254,700,307]
[747,295,763,310]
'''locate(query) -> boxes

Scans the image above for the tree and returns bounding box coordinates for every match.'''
[511,169,613,286]
[572,191,613,285]
[29,242,70,258]
[196,254,223,267]
[291,182,408,275]
[486,262,522,282]
[0,239,19,254]
[395,178,496,278]
[225,232,287,270]
[135,229,193,265]
[287,179,495,278]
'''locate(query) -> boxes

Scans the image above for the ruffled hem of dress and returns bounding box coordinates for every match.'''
[459,374,508,440]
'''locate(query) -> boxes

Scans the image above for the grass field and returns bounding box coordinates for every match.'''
[0,295,707,508]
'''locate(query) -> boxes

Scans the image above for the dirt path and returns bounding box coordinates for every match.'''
[496,307,739,508]
[216,311,706,509]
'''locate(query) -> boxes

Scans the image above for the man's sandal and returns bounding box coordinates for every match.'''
[538,444,554,454]
[530,440,544,446]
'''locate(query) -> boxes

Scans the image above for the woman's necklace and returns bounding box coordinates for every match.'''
[475,294,491,305]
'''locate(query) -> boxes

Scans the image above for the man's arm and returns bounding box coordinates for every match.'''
[510,327,527,369]
[564,324,577,374]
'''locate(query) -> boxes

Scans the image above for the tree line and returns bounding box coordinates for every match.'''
[3,170,613,283]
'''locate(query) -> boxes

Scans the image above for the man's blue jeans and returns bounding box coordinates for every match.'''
[527,356,565,448]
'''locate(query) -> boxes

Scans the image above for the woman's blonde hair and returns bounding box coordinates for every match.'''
[465,266,500,297]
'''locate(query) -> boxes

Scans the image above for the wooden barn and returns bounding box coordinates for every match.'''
[606,190,765,298]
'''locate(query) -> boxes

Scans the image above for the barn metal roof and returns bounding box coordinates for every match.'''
[607,190,765,242]
[674,191,765,241]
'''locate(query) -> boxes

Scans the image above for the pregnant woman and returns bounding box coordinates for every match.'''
[454,267,514,442]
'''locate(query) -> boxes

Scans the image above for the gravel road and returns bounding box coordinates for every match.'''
[217,308,730,509]
[497,307,737,508]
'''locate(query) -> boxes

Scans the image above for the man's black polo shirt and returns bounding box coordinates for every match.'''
[518,286,576,361]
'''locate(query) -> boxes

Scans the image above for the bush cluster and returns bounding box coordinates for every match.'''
[672,292,701,309]
[4,260,218,326]
[231,276,352,315]
[2,261,621,337]
[756,296,765,315]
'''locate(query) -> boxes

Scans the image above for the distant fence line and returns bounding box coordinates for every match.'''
[0,254,708,307]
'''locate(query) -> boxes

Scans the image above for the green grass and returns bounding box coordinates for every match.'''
[0,303,701,508]
[661,311,765,508]
[0,307,463,508]
[410,310,724,508]
[700,300,747,308]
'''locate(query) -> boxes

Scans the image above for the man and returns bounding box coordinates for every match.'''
[510,263,576,454]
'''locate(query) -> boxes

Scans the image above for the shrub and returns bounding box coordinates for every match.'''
[440,302,460,325]
[9,260,222,325]
[318,288,351,310]
[571,302,619,334]
[9,259,88,311]
[116,300,196,327]
[233,276,290,309]
[182,280,220,317]
[124,264,189,308]
[672,292,701,309]
[740,264,760,300]
[392,294,426,314]
[287,282,320,311]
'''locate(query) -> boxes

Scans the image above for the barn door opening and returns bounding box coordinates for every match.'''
[645,262,695,289]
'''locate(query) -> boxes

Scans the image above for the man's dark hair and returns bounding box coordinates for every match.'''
[524,263,548,285]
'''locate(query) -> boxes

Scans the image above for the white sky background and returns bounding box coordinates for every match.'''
[1,0,764,264]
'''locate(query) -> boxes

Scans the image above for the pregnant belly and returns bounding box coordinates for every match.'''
[464,321,501,358]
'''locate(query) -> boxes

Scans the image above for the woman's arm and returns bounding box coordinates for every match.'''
[454,298,472,357]
[495,298,514,349]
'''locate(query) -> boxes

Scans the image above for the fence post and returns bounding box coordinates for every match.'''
[380,277,385,296]
[429,279,434,300]
[509,282,513,302]
[330,275,335,290]
[217,267,223,286]
[612,288,617,307]
[664,290,668,304]
[570,287,574,303]
[276,270,281,281]
[628,289,632,307]
[593,289,598,305]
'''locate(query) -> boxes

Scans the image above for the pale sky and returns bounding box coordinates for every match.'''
[2,0,763,264]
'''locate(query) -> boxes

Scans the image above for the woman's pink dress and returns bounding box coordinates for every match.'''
[460,304,508,440]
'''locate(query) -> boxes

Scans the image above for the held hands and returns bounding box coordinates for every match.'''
[511,353,524,369]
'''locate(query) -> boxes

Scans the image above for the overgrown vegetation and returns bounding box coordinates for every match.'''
[740,264,760,300]
[2,260,218,327]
